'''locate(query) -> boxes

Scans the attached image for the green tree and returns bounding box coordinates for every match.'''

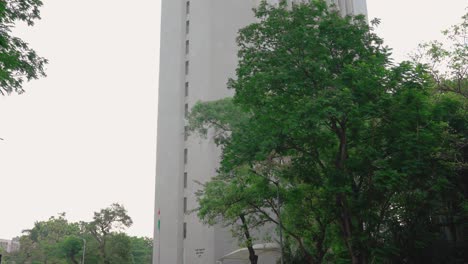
[0,0,47,95]
[229,2,463,262]
[412,12,468,262]
[9,213,81,264]
[58,236,83,264]
[105,233,134,264]
[197,169,267,264]
[80,234,102,264]
[190,1,466,263]
[190,99,330,263]
[189,99,273,264]
[85,203,133,264]
[129,236,152,264]
[413,12,467,98]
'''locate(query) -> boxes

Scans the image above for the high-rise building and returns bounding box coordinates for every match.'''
[154,1,367,263]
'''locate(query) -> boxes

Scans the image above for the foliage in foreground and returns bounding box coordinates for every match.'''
[189,1,467,263]
[0,0,47,95]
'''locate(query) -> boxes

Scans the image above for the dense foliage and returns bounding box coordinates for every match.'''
[189,1,467,263]
[2,204,153,264]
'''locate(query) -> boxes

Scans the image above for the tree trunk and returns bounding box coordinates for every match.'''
[337,194,358,264]
[315,223,327,264]
[99,243,109,264]
[304,253,315,264]
[239,214,258,264]
[70,254,79,264]
[332,120,362,264]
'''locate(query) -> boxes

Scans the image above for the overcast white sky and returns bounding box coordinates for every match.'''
[0,0,466,239]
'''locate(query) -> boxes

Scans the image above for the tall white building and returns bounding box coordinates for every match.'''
[154,1,367,263]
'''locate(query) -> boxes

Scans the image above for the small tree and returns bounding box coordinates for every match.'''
[130,237,153,264]
[13,214,81,263]
[413,12,467,98]
[412,12,468,262]
[59,236,83,264]
[106,233,134,264]
[190,99,332,263]
[189,99,262,264]
[86,203,133,264]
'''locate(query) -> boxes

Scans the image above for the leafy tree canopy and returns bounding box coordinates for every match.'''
[190,1,467,263]
[85,203,133,264]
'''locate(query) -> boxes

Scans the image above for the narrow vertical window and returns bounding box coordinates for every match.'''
[185,40,189,54]
[185,61,189,75]
[183,222,187,239]
[183,197,187,213]
[184,172,188,188]
[185,103,188,118]
[184,126,188,141]
[184,148,188,164]
[186,1,190,15]
[186,20,190,34]
[185,82,189,97]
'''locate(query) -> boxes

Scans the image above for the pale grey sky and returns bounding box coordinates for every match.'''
[0,0,466,239]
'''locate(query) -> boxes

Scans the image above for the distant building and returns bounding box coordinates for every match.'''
[0,238,20,253]
[154,0,367,263]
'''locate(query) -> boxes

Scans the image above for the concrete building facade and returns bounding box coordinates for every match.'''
[0,238,20,253]
[154,1,367,263]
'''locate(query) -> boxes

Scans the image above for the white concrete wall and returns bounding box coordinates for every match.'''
[329,0,368,16]
[153,0,186,262]
[353,0,368,16]
[155,1,256,263]
[184,1,257,263]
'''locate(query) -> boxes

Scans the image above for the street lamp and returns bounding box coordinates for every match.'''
[81,238,86,264]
